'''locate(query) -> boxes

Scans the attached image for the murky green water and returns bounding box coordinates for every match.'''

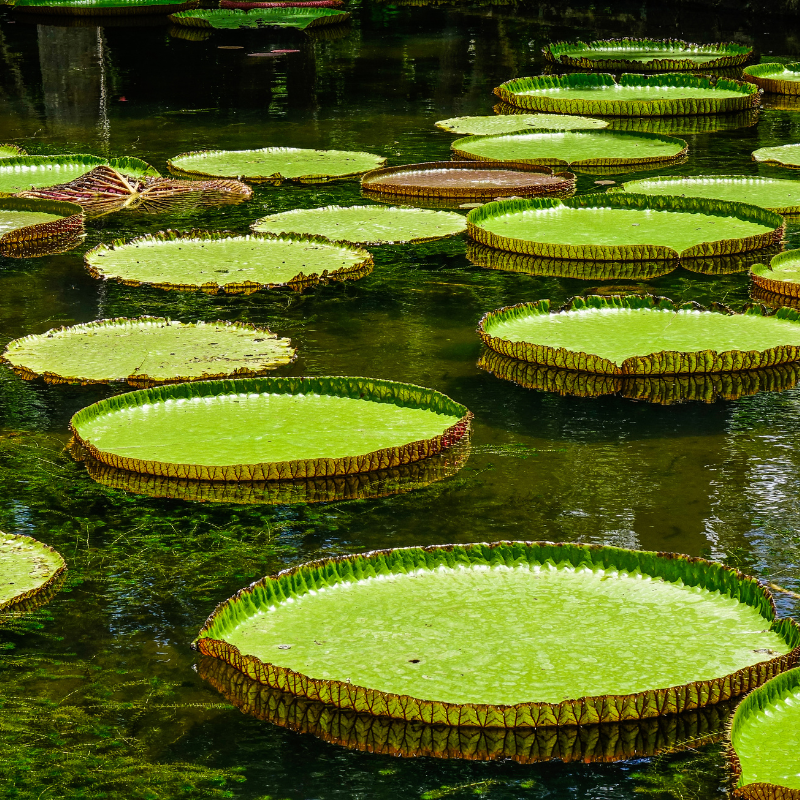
[3,1,800,798]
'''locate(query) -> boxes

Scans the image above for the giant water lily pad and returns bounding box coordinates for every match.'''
[13,0,198,13]
[743,62,800,96]
[169,6,349,28]
[84,231,373,293]
[543,39,753,72]
[0,532,66,612]
[70,376,472,480]
[451,130,687,171]
[194,541,799,727]
[3,317,295,387]
[252,205,466,245]
[199,657,733,762]
[168,147,383,184]
[0,196,84,257]
[609,176,800,215]
[361,162,575,201]
[479,295,800,375]
[466,195,783,261]
[435,114,608,135]
[0,155,158,195]
[729,668,800,799]
[494,73,759,117]
[751,250,800,300]
[753,144,800,169]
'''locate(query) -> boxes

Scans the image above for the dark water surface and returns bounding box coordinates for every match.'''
[3,1,800,798]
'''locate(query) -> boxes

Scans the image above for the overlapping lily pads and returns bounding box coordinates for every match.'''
[435,114,608,135]
[751,250,800,299]
[753,144,800,169]
[84,231,373,293]
[0,154,158,196]
[361,162,576,201]
[168,7,350,29]
[543,39,753,72]
[609,176,800,215]
[12,0,198,13]
[70,376,472,481]
[252,205,466,245]
[1,532,66,613]
[743,62,800,96]
[466,195,784,262]
[19,165,252,217]
[168,147,383,184]
[0,196,84,257]
[479,295,800,375]
[729,668,800,799]
[494,73,760,117]
[3,317,295,387]
[451,130,687,172]
[199,657,734,762]
[194,540,799,727]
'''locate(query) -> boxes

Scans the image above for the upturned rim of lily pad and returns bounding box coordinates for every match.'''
[751,250,800,299]
[0,532,67,613]
[0,196,84,257]
[70,376,473,482]
[2,316,296,387]
[494,73,760,117]
[543,38,753,72]
[478,294,800,376]
[168,6,350,28]
[743,62,800,96]
[193,540,800,728]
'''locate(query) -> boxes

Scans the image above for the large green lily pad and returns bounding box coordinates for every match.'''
[252,204,466,245]
[609,176,800,214]
[743,62,800,96]
[466,195,783,261]
[729,668,800,798]
[169,6,349,28]
[3,317,295,387]
[435,114,608,135]
[168,147,383,184]
[84,231,374,293]
[194,541,799,727]
[0,532,66,612]
[70,376,472,481]
[479,295,800,375]
[0,155,159,195]
[543,39,753,72]
[751,250,800,300]
[0,196,84,258]
[753,144,800,169]
[13,0,198,13]
[451,130,687,171]
[200,656,734,762]
[494,73,759,117]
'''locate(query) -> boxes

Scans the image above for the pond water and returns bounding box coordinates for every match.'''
[2,1,800,798]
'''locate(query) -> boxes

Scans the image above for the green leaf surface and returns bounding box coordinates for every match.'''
[435,114,608,135]
[0,209,64,236]
[610,175,800,214]
[0,143,26,159]
[252,204,466,244]
[451,129,686,168]
[170,6,348,28]
[731,667,800,790]
[753,144,800,168]
[84,231,373,292]
[168,147,383,183]
[3,317,295,385]
[0,532,65,611]
[743,62,800,95]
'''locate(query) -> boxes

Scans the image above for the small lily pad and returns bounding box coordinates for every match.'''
[435,114,608,135]
[753,144,800,169]
[0,532,66,612]
[743,62,800,96]
[751,250,800,300]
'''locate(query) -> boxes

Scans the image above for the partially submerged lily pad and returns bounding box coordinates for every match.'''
[451,130,687,171]
[169,7,349,28]
[199,657,734,762]
[494,73,759,117]
[3,317,295,387]
[751,250,800,300]
[753,144,800,169]
[466,195,783,261]
[743,62,800,96]
[70,376,472,481]
[0,532,66,612]
[0,196,84,257]
[435,114,608,135]
[252,205,466,245]
[168,147,383,184]
[729,667,800,799]
[194,540,799,727]
[479,295,800,375]
[12,0,198,13]
[543,39,753,72]
[0,154,159,195]
[361,161,575,201]
[84,231,373,294]
[609,176,800,215]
